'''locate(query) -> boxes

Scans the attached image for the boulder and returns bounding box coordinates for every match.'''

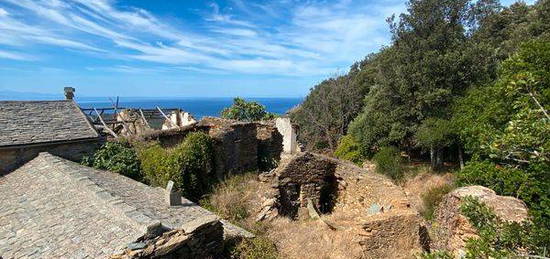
[432,186,529,256]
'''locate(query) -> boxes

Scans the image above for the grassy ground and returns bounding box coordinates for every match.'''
[200,172,280,259]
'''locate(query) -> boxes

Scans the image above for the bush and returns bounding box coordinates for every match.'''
[459,196,550,257]
[334,135,364,165]
[231,236,278,259]
[372,146,403,180]
[84,141,142,180]
[457,161,533,199]
[138,132,215,201]
[420,184,454,220]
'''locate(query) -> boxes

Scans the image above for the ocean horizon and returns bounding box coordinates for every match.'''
[76,97,303,119]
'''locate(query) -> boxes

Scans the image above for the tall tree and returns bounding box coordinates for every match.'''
[350,0,497,156]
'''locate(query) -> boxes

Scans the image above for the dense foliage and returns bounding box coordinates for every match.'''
[333,135,364,165]
[290,68,370,151]
[459,196,550,257]
[83,141,142,181]
[138,132,215,201]
[372,146,403,180]
[293,0,549,255]
[221,97,276,121]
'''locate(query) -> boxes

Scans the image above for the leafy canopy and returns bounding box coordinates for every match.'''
[221,97,276,122]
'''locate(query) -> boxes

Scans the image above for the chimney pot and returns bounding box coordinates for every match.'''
[64,87,75,100]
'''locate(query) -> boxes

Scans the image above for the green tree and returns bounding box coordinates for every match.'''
[350,0,497,156]
[415,118,455,170]
[290,71,369,151]
[221,97,276,121]
[454,40,550,228]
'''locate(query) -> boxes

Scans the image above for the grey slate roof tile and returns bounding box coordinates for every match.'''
[0,153,252,258]
[0,100,98,147]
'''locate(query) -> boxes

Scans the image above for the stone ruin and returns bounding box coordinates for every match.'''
[116,109,151,136]
[161,110,197,130]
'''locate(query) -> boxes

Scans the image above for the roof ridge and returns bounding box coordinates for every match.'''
[36,153,165,237]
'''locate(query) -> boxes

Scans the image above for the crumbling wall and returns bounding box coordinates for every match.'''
[275,117,300,154]
[116,109,151,136]
[162,110,197,130]
[256,121,283,171]
[112,216,224,259]
[268,152,338,218]
[200,117,258,179]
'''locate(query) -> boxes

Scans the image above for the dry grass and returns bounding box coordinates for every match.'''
[401,170,455,215]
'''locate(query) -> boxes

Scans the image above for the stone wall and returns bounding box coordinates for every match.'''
[138,117,287,179]
[200,117,259,179]
[256,121,283,171]
[112,216,224,258]
[272,152,338,218]
[0,139,102,175]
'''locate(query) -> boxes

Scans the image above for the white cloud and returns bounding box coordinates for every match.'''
[0,50,35,61]
[0,0,405,76]
[0,8,8,16]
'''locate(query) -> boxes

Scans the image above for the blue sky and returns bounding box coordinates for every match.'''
[0,0,535,98]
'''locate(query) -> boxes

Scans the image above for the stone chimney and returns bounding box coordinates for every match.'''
[64,87,75,100]
[165,181,182,206]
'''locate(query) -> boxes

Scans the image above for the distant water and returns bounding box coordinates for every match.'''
[76,97,303,119]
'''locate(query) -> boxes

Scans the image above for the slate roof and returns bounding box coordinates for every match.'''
[0,100,99,148]
[0,153,251,258]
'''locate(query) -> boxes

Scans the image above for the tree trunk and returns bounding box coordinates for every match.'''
[458,146,464,170]
[436,149,443,170]
[430,145,435,170]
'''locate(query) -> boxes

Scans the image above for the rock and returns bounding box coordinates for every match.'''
[432,186,529,256]
[127,242,147,251]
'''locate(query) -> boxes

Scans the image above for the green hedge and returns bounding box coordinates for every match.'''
[83,141,142,181]
[138,132,215,201]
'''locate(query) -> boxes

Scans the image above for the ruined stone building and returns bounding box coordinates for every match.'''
[0,153,251,258]
[0,99,101,175]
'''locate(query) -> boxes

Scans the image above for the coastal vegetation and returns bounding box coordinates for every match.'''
[221,97,277,121]
[291,0,550,256]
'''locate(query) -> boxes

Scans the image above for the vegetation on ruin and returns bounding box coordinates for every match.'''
[138,132,216,201]
[82,141,142,181]
[221,97,277,122]
[420,184,454,220]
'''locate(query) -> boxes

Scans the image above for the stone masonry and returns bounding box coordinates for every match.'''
[0,153,252,258]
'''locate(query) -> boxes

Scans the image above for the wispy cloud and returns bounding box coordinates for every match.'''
[0,50,35,61]
[0,0,406,76]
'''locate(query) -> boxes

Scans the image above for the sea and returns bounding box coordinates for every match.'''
[76,97,303,119]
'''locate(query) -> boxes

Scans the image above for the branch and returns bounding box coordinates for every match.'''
[529,92,550,120]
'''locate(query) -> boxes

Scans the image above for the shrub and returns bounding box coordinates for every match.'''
[457,161,533,199]
[372,146,403,180]
[334,135,364,165]
[138,132,215,201]
[85,141,142,180]
[420,184,454,220]
[459,196,550,258]
[231,236,278,259]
